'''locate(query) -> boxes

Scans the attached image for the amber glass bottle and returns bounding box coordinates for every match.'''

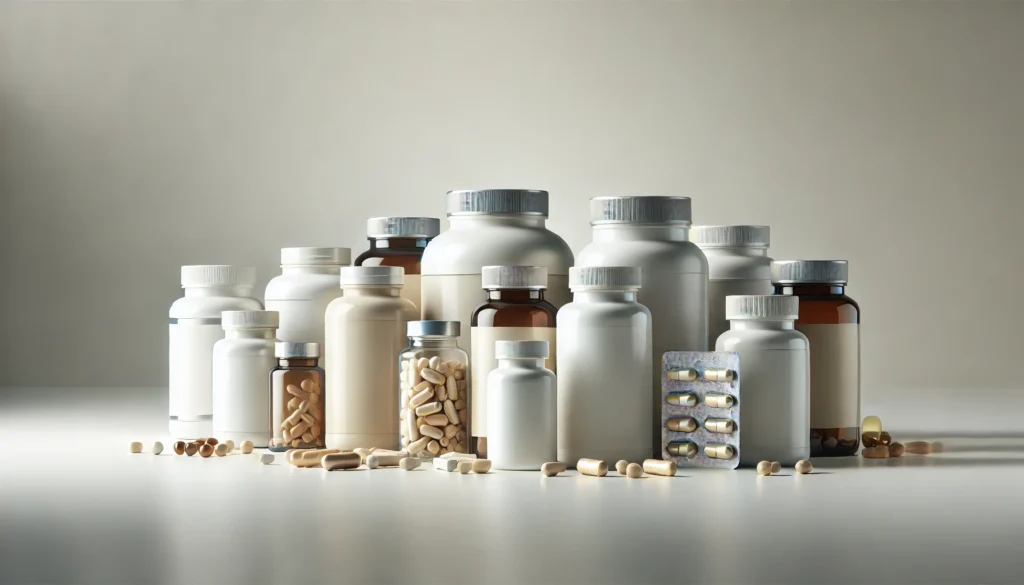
[470,265,557,457]
[355,217,441,313]
[270,342,325,452]
[772,260,860,457]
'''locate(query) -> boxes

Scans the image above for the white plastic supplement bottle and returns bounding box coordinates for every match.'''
[556,267,653,465]
[168,265,261,438]
[487,340,556,471]
[421,189,574,355]
[691,226,773,346]
[264,247,350,351]
[212,310,279,447]
[577,196,708,449]
[324,266,418,450]
[715,295,810,466]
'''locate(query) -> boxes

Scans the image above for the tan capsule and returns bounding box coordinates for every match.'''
[457,460,473,474]
[215,443,229,457]
[366,453,405,469]
[704,369,735,382]
[705,418,736,434]
[667,369,697,382]
[615,460,629,475]
[300,378,318,394]
[427,440,441,455]
[294,449,341,468]
[903,441,931,454]
[888,442,906,457]
[756,461,773,476]
[173,441,186,455]
[407,437,430,455]
[666,393,698,407]
[704,444,735,460]
[399,457,421,470]
[577,458,608,477]
[795,459,813,474]
[415,402,442,416]
[642,459,677,477]
[770,461,782,474]
[199,443,214,458]
[410,386,435,408]
[862,446,890,459]
[472,459,492,474]
[443,400,459,425]
[424,413,450,427]
[130,441,143,454]
[625,463,644,478]
[666,417,697,432]
[704,394,735,408]
[541,462,567,477]
[420,425,443,440]
[667,442,698,458]
[240,440,254,454]
[322,452,361,471]
[421,368,445,385]
[185,442,198,457]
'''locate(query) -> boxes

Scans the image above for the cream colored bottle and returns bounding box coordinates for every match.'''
[324,266,418,451]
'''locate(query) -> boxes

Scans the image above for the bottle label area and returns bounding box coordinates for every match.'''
[168,321,223,421]
[798,323,860,429]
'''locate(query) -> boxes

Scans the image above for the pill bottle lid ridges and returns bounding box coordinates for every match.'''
[725,295,799,321]
[275,342,319,358]
[481,266,548,290]
[366,217,441,239]
[446,189,549,217]
[589,196,691,226]
[280,247,351,266]
[569,266,642,291]
[771,260,849,284]
[407,320,461,338]
[691,226,770,248]
[181,265,256,288]
[495,339,549,360]
[339,266,404,287]
[221,310,280,329]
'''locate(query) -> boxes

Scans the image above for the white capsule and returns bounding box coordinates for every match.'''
[434,457,459,472]
[152,441,164,455]
[259,454,274,465]
[420,425,443,440]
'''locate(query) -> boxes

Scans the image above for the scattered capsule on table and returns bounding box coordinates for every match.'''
[173,441,186,455]
[756,461,773,476]
[130,442,143,454]
[541,462,567,477]
[224,440,235,452]
[577,459,608,477]
[472,460,492,474]
[214,443,229,457]
[294,449,341,468]
[185,443,198,457]
[240,441,254,454]
[206,438,219,446]
[457,460,473,474]
[367,452,405,469]
[642,459,676,477]
[260,453,274,465]
[199,443,214,458]
[795,460,813,474]
[904,441,932,454]
[625,463,644,479]
[322,452,361,471]
[399,457,420,471]
[889,442,905,457]
[770,461,782,474]
[152,441,164,455]
[615,460,629,475]
[862,446,890,459]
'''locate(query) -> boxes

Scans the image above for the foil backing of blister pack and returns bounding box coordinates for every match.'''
[661,351,740,470]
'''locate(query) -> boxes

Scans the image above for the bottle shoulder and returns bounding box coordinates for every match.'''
[487,365,556,386]
[471,300,558,327]
[422,224,574,274]
[265,274,343,301]
[577,240,708,273]
[213,337,277,357]
[169,296,263,318]
[716,328,809,352]
[326,294,417,320]
[557,300,651,323]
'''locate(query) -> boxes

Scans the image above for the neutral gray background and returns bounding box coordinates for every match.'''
[1,1,1021,399]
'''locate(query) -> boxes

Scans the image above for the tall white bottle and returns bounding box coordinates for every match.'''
[168,265,261,439]
[212,310,279,447]
[264,247,351,350]
[556,267,653,465]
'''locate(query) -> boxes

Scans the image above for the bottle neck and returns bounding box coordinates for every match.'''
[368,237,431,250]
[341,285,401,297]
[775,284,846,296]
[703,246,769,258]
[184,286,253,298]
[572,290,638,303]
[592,223,691,243]
[409,336,459,350]
[448,215,547,229]
[485,289,546,302]
[278,358,318,367]
[497,357,545,369]
[729,320,794,331]
[281,265,341,276]
[225,328,276,339]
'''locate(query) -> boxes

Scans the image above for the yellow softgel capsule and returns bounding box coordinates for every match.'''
[862,415,882,434]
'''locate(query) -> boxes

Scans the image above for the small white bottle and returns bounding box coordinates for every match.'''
[487,340,556,471]
[212,310,279,447]
[556,266,653,465]
[169,265,261,438]
[715,295,810,466]
[264,247,351,350]
[691,226,773,346]
[324,266,418,451]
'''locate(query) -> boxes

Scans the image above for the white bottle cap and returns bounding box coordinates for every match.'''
[339,266,404,287]
[569,266,642,291]
[691,226,770,248]
[481,266,548,290]
[180,265,256,288]
[275,342,320,358]
[221,310,279,329]
[725,295,799,321]
[447,189,549,217]
[280,247,351,266]
[366,217,441,239]
[771,260,849,284]
[407,320,461,338]
[495,340,549,360]
[589,196,691,226]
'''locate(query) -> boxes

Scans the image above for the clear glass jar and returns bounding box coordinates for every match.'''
[398,321,469,459]
[270,342,326,452]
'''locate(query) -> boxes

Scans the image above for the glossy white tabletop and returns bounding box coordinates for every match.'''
[1,387,1020,584]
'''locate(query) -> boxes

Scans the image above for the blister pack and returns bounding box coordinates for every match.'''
[661,351,741,470]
